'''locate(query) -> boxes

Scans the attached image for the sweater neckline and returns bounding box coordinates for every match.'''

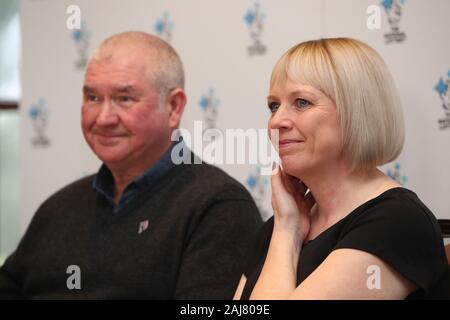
[302,187,415,247]
[97,163,191,223]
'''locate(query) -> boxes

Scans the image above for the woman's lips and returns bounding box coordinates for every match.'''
[279,139,303,147]
[279,139,303,148]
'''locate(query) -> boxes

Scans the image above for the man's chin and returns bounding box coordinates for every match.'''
[94,151,129,166]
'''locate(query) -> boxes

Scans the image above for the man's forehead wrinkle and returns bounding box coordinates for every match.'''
[86,57,149,81]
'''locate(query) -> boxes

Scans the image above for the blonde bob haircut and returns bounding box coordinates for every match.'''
[271,38,404,172]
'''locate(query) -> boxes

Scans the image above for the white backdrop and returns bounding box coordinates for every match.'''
[19,0,450,234]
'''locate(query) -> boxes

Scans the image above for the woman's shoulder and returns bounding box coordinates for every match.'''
[360,187,436,221]
[335,187,449,299]
[343,187,443,245]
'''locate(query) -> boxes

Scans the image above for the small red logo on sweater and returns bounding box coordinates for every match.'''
[138,220,149,234]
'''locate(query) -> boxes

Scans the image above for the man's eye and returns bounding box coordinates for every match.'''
[118,96,131,102]
[295,98,311,109]
[268,102,280,113]
[87,95,99,102]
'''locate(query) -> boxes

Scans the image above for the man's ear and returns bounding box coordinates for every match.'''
[166,88,187,130]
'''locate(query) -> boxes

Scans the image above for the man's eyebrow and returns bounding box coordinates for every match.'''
[115,85,137,93]
[82,85,138,94]
[83,85,95,94]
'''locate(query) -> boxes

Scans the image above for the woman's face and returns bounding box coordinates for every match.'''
[268,79,343,177]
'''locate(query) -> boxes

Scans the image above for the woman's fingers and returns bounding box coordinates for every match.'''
[295,181,308,196]
[271,165,312,240]
[280,170,297,195]
[271,164,284,195]
[304,191,316,209]
[281,172,315,213]
[272,164,315,212]
[271,165,302,218]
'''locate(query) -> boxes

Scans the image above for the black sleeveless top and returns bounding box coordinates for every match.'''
[241,187,450,299]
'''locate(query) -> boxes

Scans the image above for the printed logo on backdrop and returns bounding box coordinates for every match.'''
[246,166,269,218]
[244,1,267,56]
[386,162,408,185]
[381,0,407,44]
[199,88,220,136]
[29,98,50,147]
[434,70,450,130]
[154,12,174,43]
[71,20,91,70]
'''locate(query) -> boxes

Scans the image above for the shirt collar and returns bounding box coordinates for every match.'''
[93,138,184,210]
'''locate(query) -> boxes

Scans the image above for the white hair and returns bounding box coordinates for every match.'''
[271,38,405,172]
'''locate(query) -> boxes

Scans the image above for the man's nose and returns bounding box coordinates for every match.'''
[96,100,119,126]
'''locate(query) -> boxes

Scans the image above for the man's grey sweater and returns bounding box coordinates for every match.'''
[0,162,263,299]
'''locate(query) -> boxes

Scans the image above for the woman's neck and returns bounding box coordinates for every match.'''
[299,164,401,240]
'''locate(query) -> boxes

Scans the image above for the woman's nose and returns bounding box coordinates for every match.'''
[269,105,293,131]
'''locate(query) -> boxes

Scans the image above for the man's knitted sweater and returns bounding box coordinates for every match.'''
[0,162,263,299]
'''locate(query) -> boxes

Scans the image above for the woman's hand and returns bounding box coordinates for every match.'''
[271,164,315,241]
[250,164,316,299]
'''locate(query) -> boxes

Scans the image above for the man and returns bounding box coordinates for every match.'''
[0,31,262,299]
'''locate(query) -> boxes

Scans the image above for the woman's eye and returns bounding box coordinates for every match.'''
[295,98,311,109]
[268,102,280,113]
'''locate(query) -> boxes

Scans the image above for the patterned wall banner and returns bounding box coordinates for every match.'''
[246,166,270,219]
[71,20,91,70]
[381,0,407,44]
[28,98,50,148]
[17,0,450,243]
[244,1,266,56]
[199,87,220,134]
[435,71,450,130]
[386,162,408,186]
[154,12,173,43]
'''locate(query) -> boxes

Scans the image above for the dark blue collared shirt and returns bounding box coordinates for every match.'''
[93,139,184,213]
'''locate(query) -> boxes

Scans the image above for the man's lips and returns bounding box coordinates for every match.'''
[92,131,127,138]
[92,132,127,145]
[95,134,126,138]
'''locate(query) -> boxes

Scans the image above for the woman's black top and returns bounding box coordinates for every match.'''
[241,187,450,299]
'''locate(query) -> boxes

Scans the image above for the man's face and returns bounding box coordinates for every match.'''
[81,52,172,169]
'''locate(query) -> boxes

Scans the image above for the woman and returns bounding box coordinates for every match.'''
[234,38,450,299]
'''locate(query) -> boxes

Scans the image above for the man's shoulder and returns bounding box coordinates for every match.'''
[41,174,97,208]
[25,174,97,231]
